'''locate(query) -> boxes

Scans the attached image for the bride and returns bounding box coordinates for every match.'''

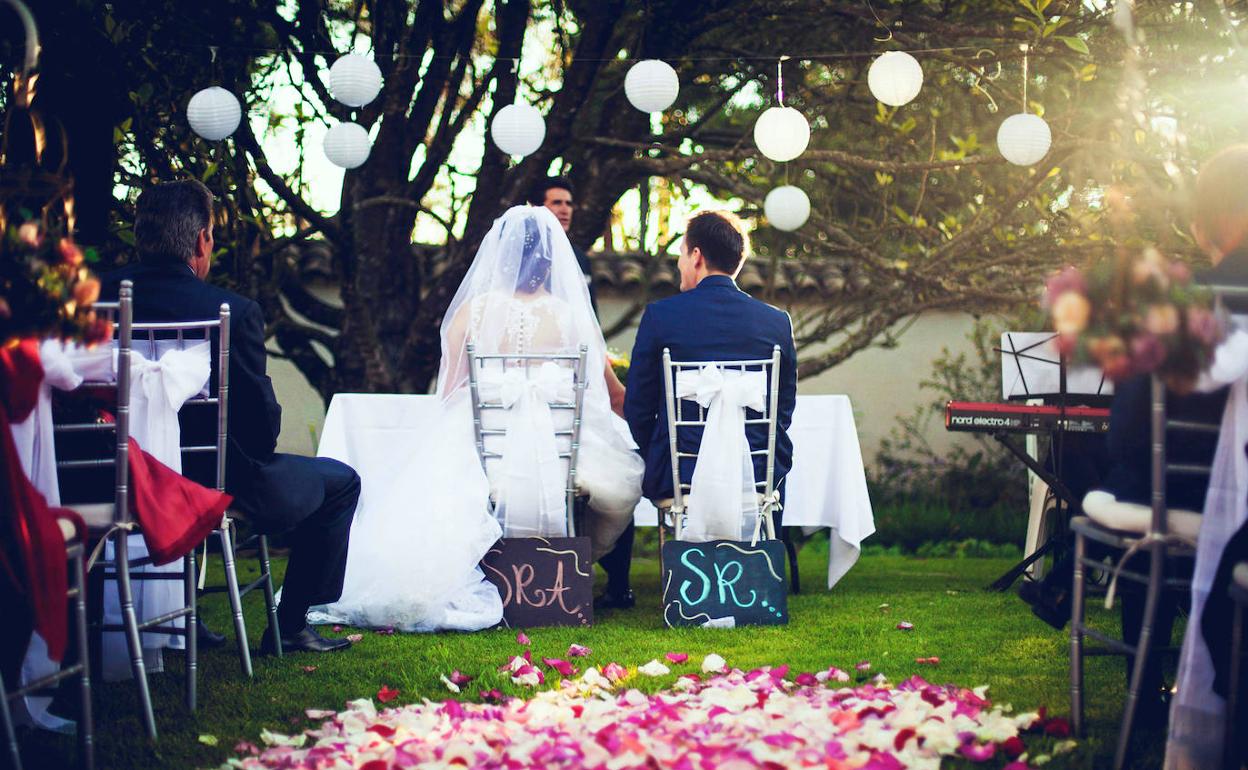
[309,205,643,632]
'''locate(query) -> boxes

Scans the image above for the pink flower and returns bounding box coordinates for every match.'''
[602,663,627,683]
[516,632,531,646]
[958,741,996,762]
[664,652,689,664]
[1129,332,1166,373]
[17,222,41,248]
[567,643,591,658]
[542,657,578,678]
[896,621,914,631]
[376,685,400,703]
[1043,266,1086,307]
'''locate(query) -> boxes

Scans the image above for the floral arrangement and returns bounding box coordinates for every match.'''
[221,642,1076,769]
[1044,247,1224,389]
[0,218,109,346]
[607,347,630,385]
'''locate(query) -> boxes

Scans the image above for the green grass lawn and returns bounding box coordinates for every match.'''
[20,546,1166,769]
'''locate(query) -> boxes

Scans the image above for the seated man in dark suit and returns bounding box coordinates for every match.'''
[100,180,358,653]
[617,211,797,606]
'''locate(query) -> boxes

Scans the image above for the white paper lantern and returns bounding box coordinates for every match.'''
[996,113,1052,166]
[329,53,383,108]
[868,51,923,107]
[323,122,371,168]
[764,185,811,231]
[753,106,810,162]
[187,87,241,141]
[625,59,679,113]
[491,102,546,157]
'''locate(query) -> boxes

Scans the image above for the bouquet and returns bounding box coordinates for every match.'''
[0,218,109,346]
[1044,247,1224,390]
[607,348,630,385]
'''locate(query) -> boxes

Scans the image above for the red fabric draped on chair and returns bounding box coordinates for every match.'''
[0,339,80,666]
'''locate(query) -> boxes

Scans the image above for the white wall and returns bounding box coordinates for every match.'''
[269,293,985,465]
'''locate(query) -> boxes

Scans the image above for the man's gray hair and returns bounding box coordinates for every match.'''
[134,179,214,265]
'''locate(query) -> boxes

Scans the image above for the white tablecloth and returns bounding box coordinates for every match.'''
[319,393,875,589]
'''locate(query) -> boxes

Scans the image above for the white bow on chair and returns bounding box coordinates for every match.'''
[479,362,575,538]
[128,342,211,473]
[675,365,768,543]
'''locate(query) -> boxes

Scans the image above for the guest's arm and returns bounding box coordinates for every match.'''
[228,300,282,462]
[624,306,661,453]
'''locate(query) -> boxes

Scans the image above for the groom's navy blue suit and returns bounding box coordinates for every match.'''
[624,274,798,503]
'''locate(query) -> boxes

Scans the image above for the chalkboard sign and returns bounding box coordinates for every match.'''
[661,540,788,628]
[481,537,593,628]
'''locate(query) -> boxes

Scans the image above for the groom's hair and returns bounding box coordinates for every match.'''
[527,176,574,206]
[134,179,214,266]
[685,211,747,274]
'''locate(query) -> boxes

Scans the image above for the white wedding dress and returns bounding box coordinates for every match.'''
[309,206,642,632]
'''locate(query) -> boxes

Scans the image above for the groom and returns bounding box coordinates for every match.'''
[613,211,798,605]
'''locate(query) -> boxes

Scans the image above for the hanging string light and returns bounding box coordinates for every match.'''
[868,51,923,107]
[491,59,546,157]
[764,185,811,231]
[328,53,383,108]
[754,56,810,162]
[625,59,679,113]
[186,48,242,141]
[997,44,1052,166]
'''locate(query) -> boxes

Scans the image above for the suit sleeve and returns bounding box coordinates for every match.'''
[624,305,661,454]
[228,300,282,463]
[776,311,798,477]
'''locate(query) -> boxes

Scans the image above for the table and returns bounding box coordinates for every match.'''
[319,393,875,588]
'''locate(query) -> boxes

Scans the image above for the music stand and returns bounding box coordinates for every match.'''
[986,333,1112,591]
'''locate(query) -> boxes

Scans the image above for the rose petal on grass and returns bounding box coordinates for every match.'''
[795,672,818,686]
[959,742,996,762]
[516,631,531,646]
[638,659,671,677]
[304,709,335,720]
[232,741,260,755]
[448,670,472,687]
[375,626,395,635]
[664,652,689,664]
[701,653,726,673]
[198,734,219,746]
[567,643,591,658]
[331,625,342,633]
[542,657,578,677]
[602,662,628,683]
[896,621,914,631]
[346,633,364,643]
[301,665,318,673]
[439,674,461,693]
[1001,736,1026,759]
[377,685,400,703]
[855,661,871,673]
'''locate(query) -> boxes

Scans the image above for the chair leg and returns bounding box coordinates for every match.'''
[782,528,800,595]
[114,535,157,739]
[1227,600,1244,770]
[184,548,197,713]
[71,549,94,770]
[217,526,253,677]
[657,511,667,580]
[0,672,22,770]
[1070,532,1086,738]
[1114,545,1164,770]
[258,536,282,657]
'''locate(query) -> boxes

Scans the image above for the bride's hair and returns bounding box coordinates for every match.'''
[505,213,553,294]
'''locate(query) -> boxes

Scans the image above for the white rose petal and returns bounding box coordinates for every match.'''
[701,653,727,673]
[439,674,461,693]
[638,659,671,677]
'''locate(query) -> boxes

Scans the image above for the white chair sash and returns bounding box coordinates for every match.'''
[127,342,211,473]
[478,362,574,538]
[675,365,767,542]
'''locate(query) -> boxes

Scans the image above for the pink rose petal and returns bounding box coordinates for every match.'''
[958,742,996,762]
[567,643,591,658]
[376,685,400,703]
[304,708,335,720]
[896,621,914,631]
[664,652,689,664]
[602,662,627,683]
[855,661,871,673]
[516,632,531,646]
[542,657,578,677]
[301,665,317,673]
[448,670,472,687]
[795,672,818,686]
[346,633,364,643]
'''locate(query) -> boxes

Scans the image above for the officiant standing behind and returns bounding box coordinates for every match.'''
[619,211,798,604]
[529,176,597,313]
[100,180,360,654]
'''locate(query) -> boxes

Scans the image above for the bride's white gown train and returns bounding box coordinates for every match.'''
[309,206,642,632]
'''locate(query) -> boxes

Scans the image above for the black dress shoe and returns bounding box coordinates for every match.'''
[593,589,636,611]
[1018,580,1070,630]
[260,625,351,654]
[197,618,227,649]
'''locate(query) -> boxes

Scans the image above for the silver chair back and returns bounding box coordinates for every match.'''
[466,343,589,537]
[660,345,783,540]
